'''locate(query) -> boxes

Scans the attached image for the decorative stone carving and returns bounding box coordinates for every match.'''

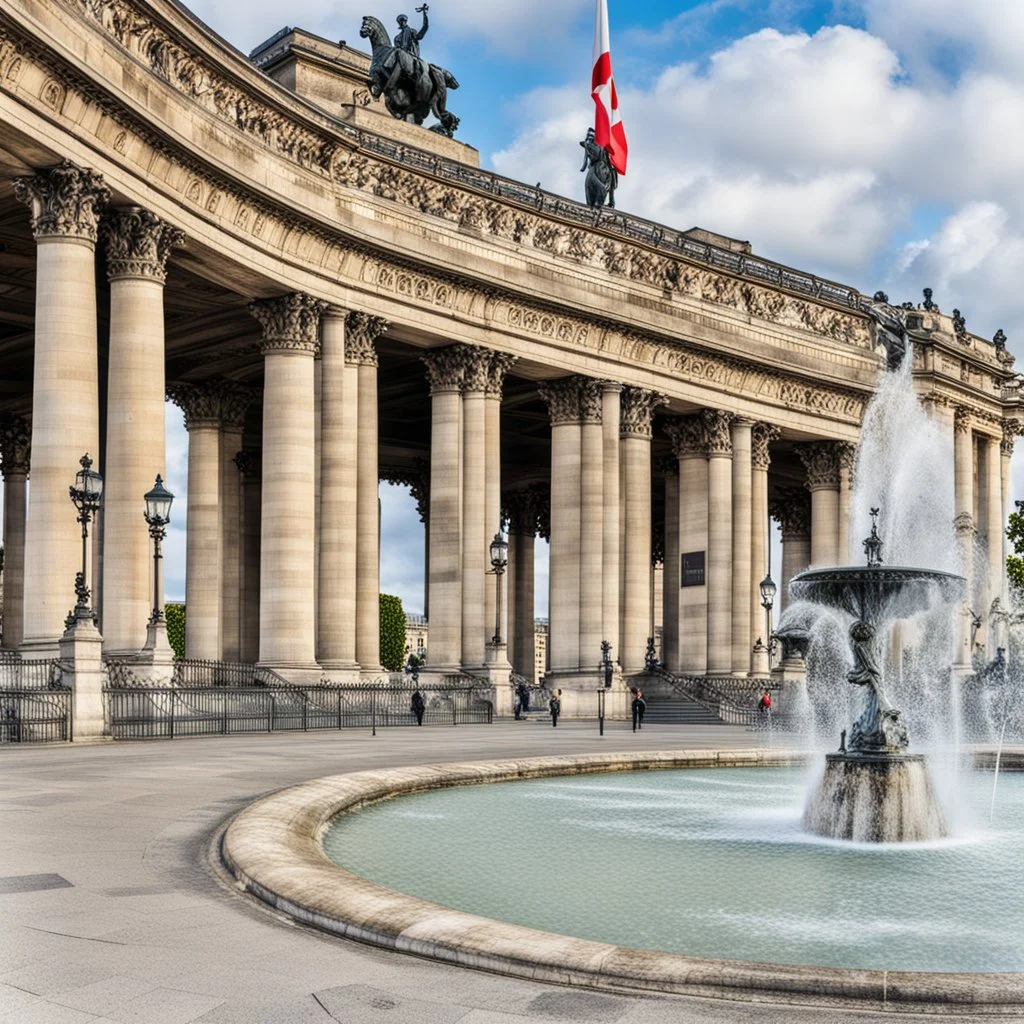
[837,442,857,485]
[535,487,551,542]
[102,206,184,282]
[249,293,327,355]
[657,454,679,476]
[701,409,734,456]
[13,160,110,243]
[485,353,519,396]
[664,415,706,459]
[166,381,224,429]
[1002,419,1020,458]
[345,311,390,366]
[620,387,665,439]
[422,346,469,394]
[233,448,260,479]
[461,346,493,394]
[797,442,842,492]
[219,381,258,431]
[0,412,31,477]
[770,487,812,539]
[954,406,972,435]
[539,377,583,425]
[751,422,781,470]
[503,485,545,537]
[381,460,429,522]
[579,380,604,424]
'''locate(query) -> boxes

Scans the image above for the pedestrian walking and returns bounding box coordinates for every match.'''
[411,688,426,726]
[758,689,772,728]
[549,689,562,728]
[631,688,646,732]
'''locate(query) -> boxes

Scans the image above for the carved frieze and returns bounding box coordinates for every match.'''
[249,292,327,355]
[621,387,666,439]
[0,413,31,477]
[664,415,706,459]
[345,311,390,367]
[701,409,734,455]
[13,160,110,243]
[770,487,812,539]
[797,442,842,492]
[102,206,184,282]
[751,423,781,470]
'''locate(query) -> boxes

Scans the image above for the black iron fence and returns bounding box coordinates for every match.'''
[0,689,72,743]
[0,656,65,690]
[106,684,493,740]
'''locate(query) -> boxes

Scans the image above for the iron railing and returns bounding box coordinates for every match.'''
[106,684,492,740]
[0,689,72,743]
[644,667,770,727]
[0,656,66,691]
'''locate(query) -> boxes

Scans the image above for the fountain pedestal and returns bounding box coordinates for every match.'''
[803,752,949,843]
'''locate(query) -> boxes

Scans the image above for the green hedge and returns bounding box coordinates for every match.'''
[165,603,186,659]
[379,594,406,672]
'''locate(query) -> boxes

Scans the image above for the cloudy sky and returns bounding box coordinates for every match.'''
[7,0,1024,619]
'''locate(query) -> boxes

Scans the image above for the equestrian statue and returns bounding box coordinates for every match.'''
[360,7,461,137]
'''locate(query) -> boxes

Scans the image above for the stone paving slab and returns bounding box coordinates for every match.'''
[0,725,1014,1023]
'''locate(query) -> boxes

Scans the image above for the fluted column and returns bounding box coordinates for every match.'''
[661,458,680,671]
[666,416,708,675]
[837,443,856,563]
[750,424,778,674]
[601,383,622,663]
[0,415,30,650]
[704,410,734,675]
[730,419,753,676]
[235,450,261,665]
[15,162,109,653]
[771,488,812,614]
[579,381,604,668]
[422,348,467,671]
[249,293,326,670]
[953,408,974,669]
[620,387,663,673]
[346,313,389,674]
[99,208,182,653]
[167,383,224,660]
[540,378,582,673]
[798,442,842,567]
[219,384,254,663]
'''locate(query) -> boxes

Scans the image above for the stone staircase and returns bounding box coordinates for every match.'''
[641,695,728,725]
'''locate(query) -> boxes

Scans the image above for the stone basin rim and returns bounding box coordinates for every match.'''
[220,748,1024,1014]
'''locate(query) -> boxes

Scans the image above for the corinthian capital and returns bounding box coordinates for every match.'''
[797,441,842,491]
[422,346,469,394]
[249,292,327,355]
[503,485,545,536]
[538,377,582,425]
[0,413,31,477]
[220,381,259,431]
[486,352,519,397]
[102,207,184,282]
[13,160,110,243]
[234,448,260,479]
[751,423,781,470]
[769,486,812,539]
[345,311,390,366]
[462,346,493,394]
[620,387,666,439]
[579,379,604,423]
[953,406,972,435]
[166,381,223,430]
[664,415,706,458]
[1002,419,1020,458]
[701,409,734,455]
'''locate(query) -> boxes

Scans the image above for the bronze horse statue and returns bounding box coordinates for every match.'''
[359,15,460,137]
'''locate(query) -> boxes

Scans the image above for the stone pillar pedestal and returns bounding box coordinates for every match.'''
[484,641,513,717]
[59,619,108,741]
[135,616,176,686]
[0,415,30,650]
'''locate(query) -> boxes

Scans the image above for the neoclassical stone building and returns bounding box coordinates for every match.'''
[0,1,1019,707]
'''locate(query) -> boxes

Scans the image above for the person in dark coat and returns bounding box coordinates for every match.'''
[631,688,646,732]
[411,689,426,726]
[549,690,562,728]
[518,681,530,714]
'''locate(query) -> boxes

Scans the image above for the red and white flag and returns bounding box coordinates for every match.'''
[591,0,628,175]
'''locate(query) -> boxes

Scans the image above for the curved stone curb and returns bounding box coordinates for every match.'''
[221,748,1024,1014]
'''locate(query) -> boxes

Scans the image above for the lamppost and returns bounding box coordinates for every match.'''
[759,570,778,669]
[143,475,174,627]
[66,453,103,627]
[488,532,508,646]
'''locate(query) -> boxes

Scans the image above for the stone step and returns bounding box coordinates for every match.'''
[642,700,724,725]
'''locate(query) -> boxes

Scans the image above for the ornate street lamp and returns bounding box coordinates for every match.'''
[143,475,174,627]
[488,531,508,646]
[66,453,103,626]
[760,555,779,668]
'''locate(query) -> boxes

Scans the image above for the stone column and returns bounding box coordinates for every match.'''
[540,378,582,674]
[1001,421,1018,612]
[485,354,518,650]
[661,458,680,672]
[750,424,779,674]
[218,384,253,663]
[99,208,183,654]
[167,382,224,661]
[601,383,622,664]
[953,408,974,669]
[666,416,708,675]
[422,348,467,672]
[798,442,842,567]
[343,313,389,675]
[235,449,261,665]
[620,387,663,674]
[984,434,1003,620]
[506,488,539,681]
[578,380,604,670]
[730,419,753,676]
[249,293,326,672]
[704,410,734,675]
[771,488,812,614]
[15,162,109,653]
[837,443,856,564]
[0,415,30,650]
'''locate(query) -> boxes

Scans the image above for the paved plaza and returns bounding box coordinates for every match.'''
[0,723,1002,1024]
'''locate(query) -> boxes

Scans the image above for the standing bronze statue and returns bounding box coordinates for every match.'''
[360,8,460,137]
[580,128,617,209]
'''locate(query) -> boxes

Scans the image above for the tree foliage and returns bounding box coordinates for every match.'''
[165,603,186,659]
[379,593,407,672]
[1007,501,1024,595]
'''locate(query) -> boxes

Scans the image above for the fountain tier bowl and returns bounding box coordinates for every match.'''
[789,565,965,621]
